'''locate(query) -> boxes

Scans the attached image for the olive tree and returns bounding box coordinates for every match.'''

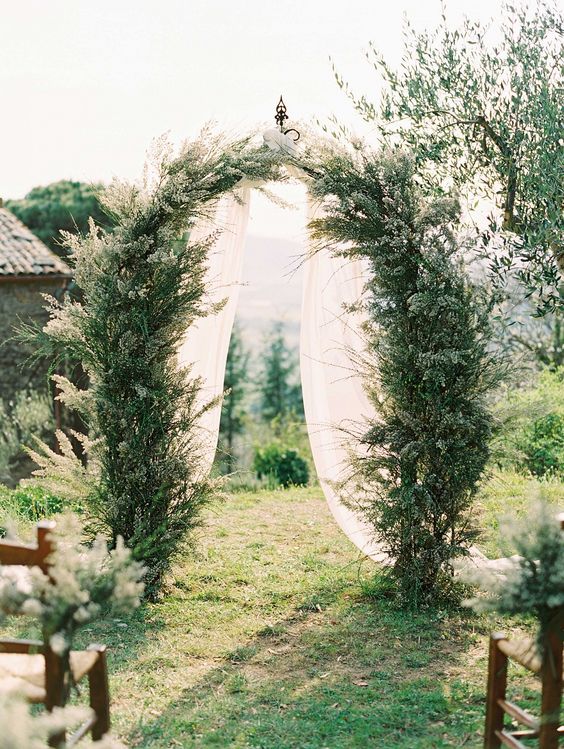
[335,1,563,314]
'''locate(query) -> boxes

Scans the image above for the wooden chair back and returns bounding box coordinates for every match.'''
[0,519,55,574]
[484,512,564,749]
[0,520,110,746]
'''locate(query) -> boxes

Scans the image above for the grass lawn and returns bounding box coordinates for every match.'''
[45,478,550,749]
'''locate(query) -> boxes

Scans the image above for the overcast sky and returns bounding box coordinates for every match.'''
[1,0,505,237]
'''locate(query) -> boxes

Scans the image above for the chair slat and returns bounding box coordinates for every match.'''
[496,730,528,749]
[497,699,539,729]
[0,541,41,566]
[0,639,44,654]
[498,637,542,674]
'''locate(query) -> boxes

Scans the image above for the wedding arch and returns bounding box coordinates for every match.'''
[34,102,504,597]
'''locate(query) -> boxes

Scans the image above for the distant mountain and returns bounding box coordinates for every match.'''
[235,234,304,351]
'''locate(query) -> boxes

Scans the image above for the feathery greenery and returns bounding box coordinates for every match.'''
[310,148,505,606]
[24,131,283,597]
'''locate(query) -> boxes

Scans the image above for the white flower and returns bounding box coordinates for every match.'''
[20,599,43,617]
[49,633,68,656]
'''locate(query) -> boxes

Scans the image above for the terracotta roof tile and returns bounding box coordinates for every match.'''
[0,207,71,277]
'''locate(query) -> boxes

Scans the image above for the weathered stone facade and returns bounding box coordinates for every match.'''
[0,207,71,485]
[0,207,71,403]
[0,278,67,403]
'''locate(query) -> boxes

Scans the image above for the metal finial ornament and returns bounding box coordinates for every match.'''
[275,95,288,130]
[274,95,300,142]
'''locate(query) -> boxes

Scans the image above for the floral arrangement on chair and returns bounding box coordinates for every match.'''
[0,514,144,745]
[467,503,564,650]
[0,514,145,658]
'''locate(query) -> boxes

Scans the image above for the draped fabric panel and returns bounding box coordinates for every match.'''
[176,169,506,571]
[299,200,386,561]
[177,186,251,475]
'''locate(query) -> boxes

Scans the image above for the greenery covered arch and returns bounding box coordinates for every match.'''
[30,128,501,604]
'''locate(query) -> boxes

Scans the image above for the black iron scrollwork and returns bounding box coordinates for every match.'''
[274,95,300,142]
[275,95,288,129]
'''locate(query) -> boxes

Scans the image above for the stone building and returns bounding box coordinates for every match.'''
[0,205,71,404]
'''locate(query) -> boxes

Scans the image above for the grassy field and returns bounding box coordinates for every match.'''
[39,476,552,749]
[2,473,560,747]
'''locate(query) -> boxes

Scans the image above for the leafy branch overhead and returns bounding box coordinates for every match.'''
[334,0,564,313]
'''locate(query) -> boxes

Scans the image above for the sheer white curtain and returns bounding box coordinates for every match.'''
[177,185,251,474]
[176,167,506,570]
[176,179,386,561]
[300,200,386,562]
[299,199,503,570]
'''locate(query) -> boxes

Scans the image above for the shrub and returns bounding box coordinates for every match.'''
[0,484,65,524]
[523,413,564,478]
[0,391,54,487]
[253,444,309,488]
[493,367,564,478]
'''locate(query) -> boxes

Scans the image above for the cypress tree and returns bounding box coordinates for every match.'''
[218,323,249,473]
[258,322,303,423]
[310,149,505,606]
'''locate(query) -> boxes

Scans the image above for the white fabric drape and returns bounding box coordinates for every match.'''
[175,164,508,571]
[177,186,251,475]
[300,200,386,561]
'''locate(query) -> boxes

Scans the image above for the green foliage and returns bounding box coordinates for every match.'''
[467,503,564,648]
[523,412,564,478]
[218,323,249,473]
[0,391,54,487]
[258,322,304,423]
[309,149,504,606]
[0,484,64,524]
[493,367,564,477]
[253,443,309,488]
[335,0,564,312]
[24,131,284,597]
[6,180,114,256]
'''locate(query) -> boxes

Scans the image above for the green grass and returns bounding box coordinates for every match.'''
[78,482,552,747]
[476,469,563,557]
[3,476,559,747]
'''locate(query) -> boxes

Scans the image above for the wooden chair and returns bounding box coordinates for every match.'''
[0,520,110,747]
[484,514,564,749]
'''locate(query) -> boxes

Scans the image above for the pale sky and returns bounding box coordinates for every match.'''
[1,0,505,238]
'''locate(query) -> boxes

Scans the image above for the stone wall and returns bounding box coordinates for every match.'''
[0,278,65,403]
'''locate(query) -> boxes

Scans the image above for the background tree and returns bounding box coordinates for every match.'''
[218,323,249,473]
[499,287,563,370]
[258,322,304,423]
[7,181,114,256]
[335,0,563,313]
[310,149,505,606]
